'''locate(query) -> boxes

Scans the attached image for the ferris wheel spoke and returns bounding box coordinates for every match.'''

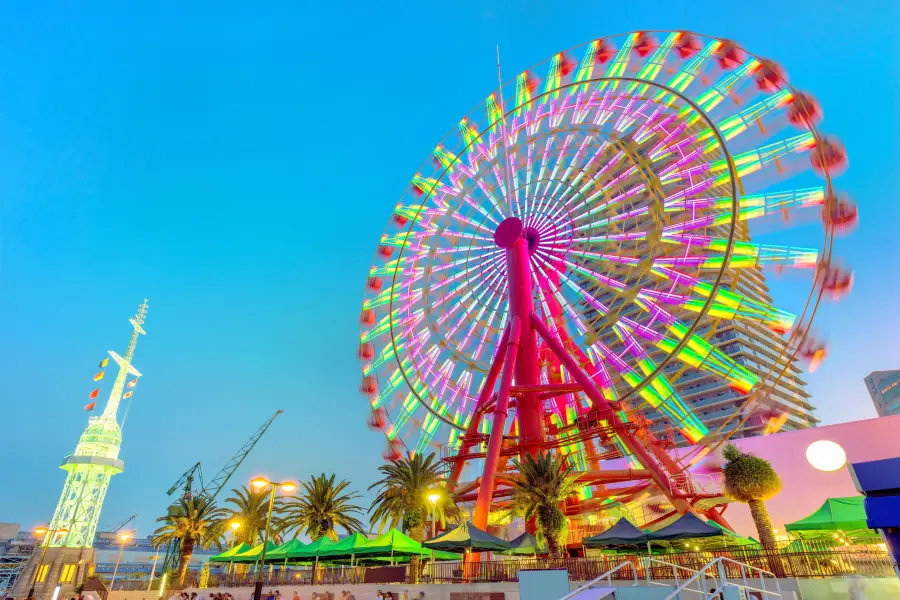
[643,265,796,330]
[627,298,759,392]
[612,323,708,443]
[665,187,826,220]
[707,89,793,144]
[443,266,507,342]
[432,260,507,331]
[658,232,819,269]
[454,274,508,355]
[684,58,762,125]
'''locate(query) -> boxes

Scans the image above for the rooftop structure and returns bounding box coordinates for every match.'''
[865,370,900,417]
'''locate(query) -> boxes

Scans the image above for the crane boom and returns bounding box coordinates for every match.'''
[167,462,203,497]
[159,410,282,575]
[199,409,282,500]
[100,514,137,534]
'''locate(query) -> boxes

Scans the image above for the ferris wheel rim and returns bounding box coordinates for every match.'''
[362,30,847,464]
[383,74,742,433]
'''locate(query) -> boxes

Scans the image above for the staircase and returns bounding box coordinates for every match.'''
[559,556,783,600]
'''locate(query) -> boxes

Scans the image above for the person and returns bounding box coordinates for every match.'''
[274,591,281,600]
[292,592,300,600]
[848,575,868,600]
[375,591,383,600]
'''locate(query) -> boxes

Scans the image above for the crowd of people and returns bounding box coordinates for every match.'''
[172,589,432,600]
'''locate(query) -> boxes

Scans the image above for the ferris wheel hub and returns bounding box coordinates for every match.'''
[493,216,524,249]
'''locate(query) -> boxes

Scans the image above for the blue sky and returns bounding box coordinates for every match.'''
[1,1,897,536]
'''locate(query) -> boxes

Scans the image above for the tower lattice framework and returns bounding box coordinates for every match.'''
[46,300,148,548]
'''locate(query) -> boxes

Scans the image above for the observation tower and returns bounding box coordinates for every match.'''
[16,300,148,599]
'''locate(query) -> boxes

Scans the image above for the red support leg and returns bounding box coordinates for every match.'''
[449,323,511,486]
[530,313,688,512]
[472,316,521,530]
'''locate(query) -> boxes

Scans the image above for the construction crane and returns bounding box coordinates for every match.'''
[167,462,203,498]
[160,410,282,574]
[99,514,138,534]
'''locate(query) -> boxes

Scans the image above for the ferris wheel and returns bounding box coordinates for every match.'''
[358,31,856,526]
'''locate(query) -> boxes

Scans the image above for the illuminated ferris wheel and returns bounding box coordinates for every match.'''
[359,31,856,525]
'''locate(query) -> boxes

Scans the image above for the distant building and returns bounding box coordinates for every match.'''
[866,370,900,416]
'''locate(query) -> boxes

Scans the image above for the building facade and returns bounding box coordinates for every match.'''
[865,370,900,417]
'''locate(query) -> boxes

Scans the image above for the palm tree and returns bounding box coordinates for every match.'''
[722,443,782,551]
[152,495,228,584]
[223,485,285,546]
[369,453,457,581]
[281,474,366,541]
[507,451,580,557]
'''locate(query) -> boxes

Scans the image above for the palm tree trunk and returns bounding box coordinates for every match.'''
[748,499,776,551]
[408,524,426,584]
[546,535,561,559]
[178,536,195,584]
[749,499,784,577]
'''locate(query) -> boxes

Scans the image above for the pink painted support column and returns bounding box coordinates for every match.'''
[449,323,511,485]
[471,216,545,530]
[495,218,543,454]
[471,315,521,530]
[530,313,684,509]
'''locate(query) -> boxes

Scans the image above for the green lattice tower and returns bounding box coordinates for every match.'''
[46,300,148,548]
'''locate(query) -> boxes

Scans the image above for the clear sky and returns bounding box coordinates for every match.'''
[1,1,897,536]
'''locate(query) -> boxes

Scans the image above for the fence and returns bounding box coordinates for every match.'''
[197,546,892,588]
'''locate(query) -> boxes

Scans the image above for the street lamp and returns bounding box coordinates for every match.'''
[28,526,69,599]
[426,491,441,538]
[427,490,442,566]
[249,477,296,600]
[229,521,242,548]
[227,521,242,582]
[147,554,161,591]
[109,532,132,590]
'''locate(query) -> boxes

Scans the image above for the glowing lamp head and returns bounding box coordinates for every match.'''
[34,527,48,536]
[251,477,269,490]
[280,482,298,493]
[805,440,847,472]
[427,491,441,506]
[118,532,131,542]
[230,521,241,531]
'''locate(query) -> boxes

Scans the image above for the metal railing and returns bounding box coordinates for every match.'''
[663,557,782,599]
[559,561,638,600]
[643,557,703,588]
[199,546,893,588]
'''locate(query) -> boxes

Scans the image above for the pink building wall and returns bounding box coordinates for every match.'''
[709,415,900,536]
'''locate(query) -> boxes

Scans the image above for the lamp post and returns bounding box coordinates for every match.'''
[109,532,132,590]
[227,521,241,583]
[249,477,297,600]
[427,490,441,566]
[27,526,69,600]
[147,554,160,591]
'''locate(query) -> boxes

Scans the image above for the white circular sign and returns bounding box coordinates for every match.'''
[806,440,847,472]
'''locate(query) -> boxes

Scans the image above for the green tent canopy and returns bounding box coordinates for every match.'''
[785,496,873,538]
[423,522,510,553]
[294,536,338,559]
[502,532,546,556]
[209,542,251,563]
[319,532,373,559]
[230,541,279,563]
[265,539,308,562]
[364,529,426,556]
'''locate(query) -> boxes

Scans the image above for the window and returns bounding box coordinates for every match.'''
[60,564,77,584]
[35,564,49,583]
